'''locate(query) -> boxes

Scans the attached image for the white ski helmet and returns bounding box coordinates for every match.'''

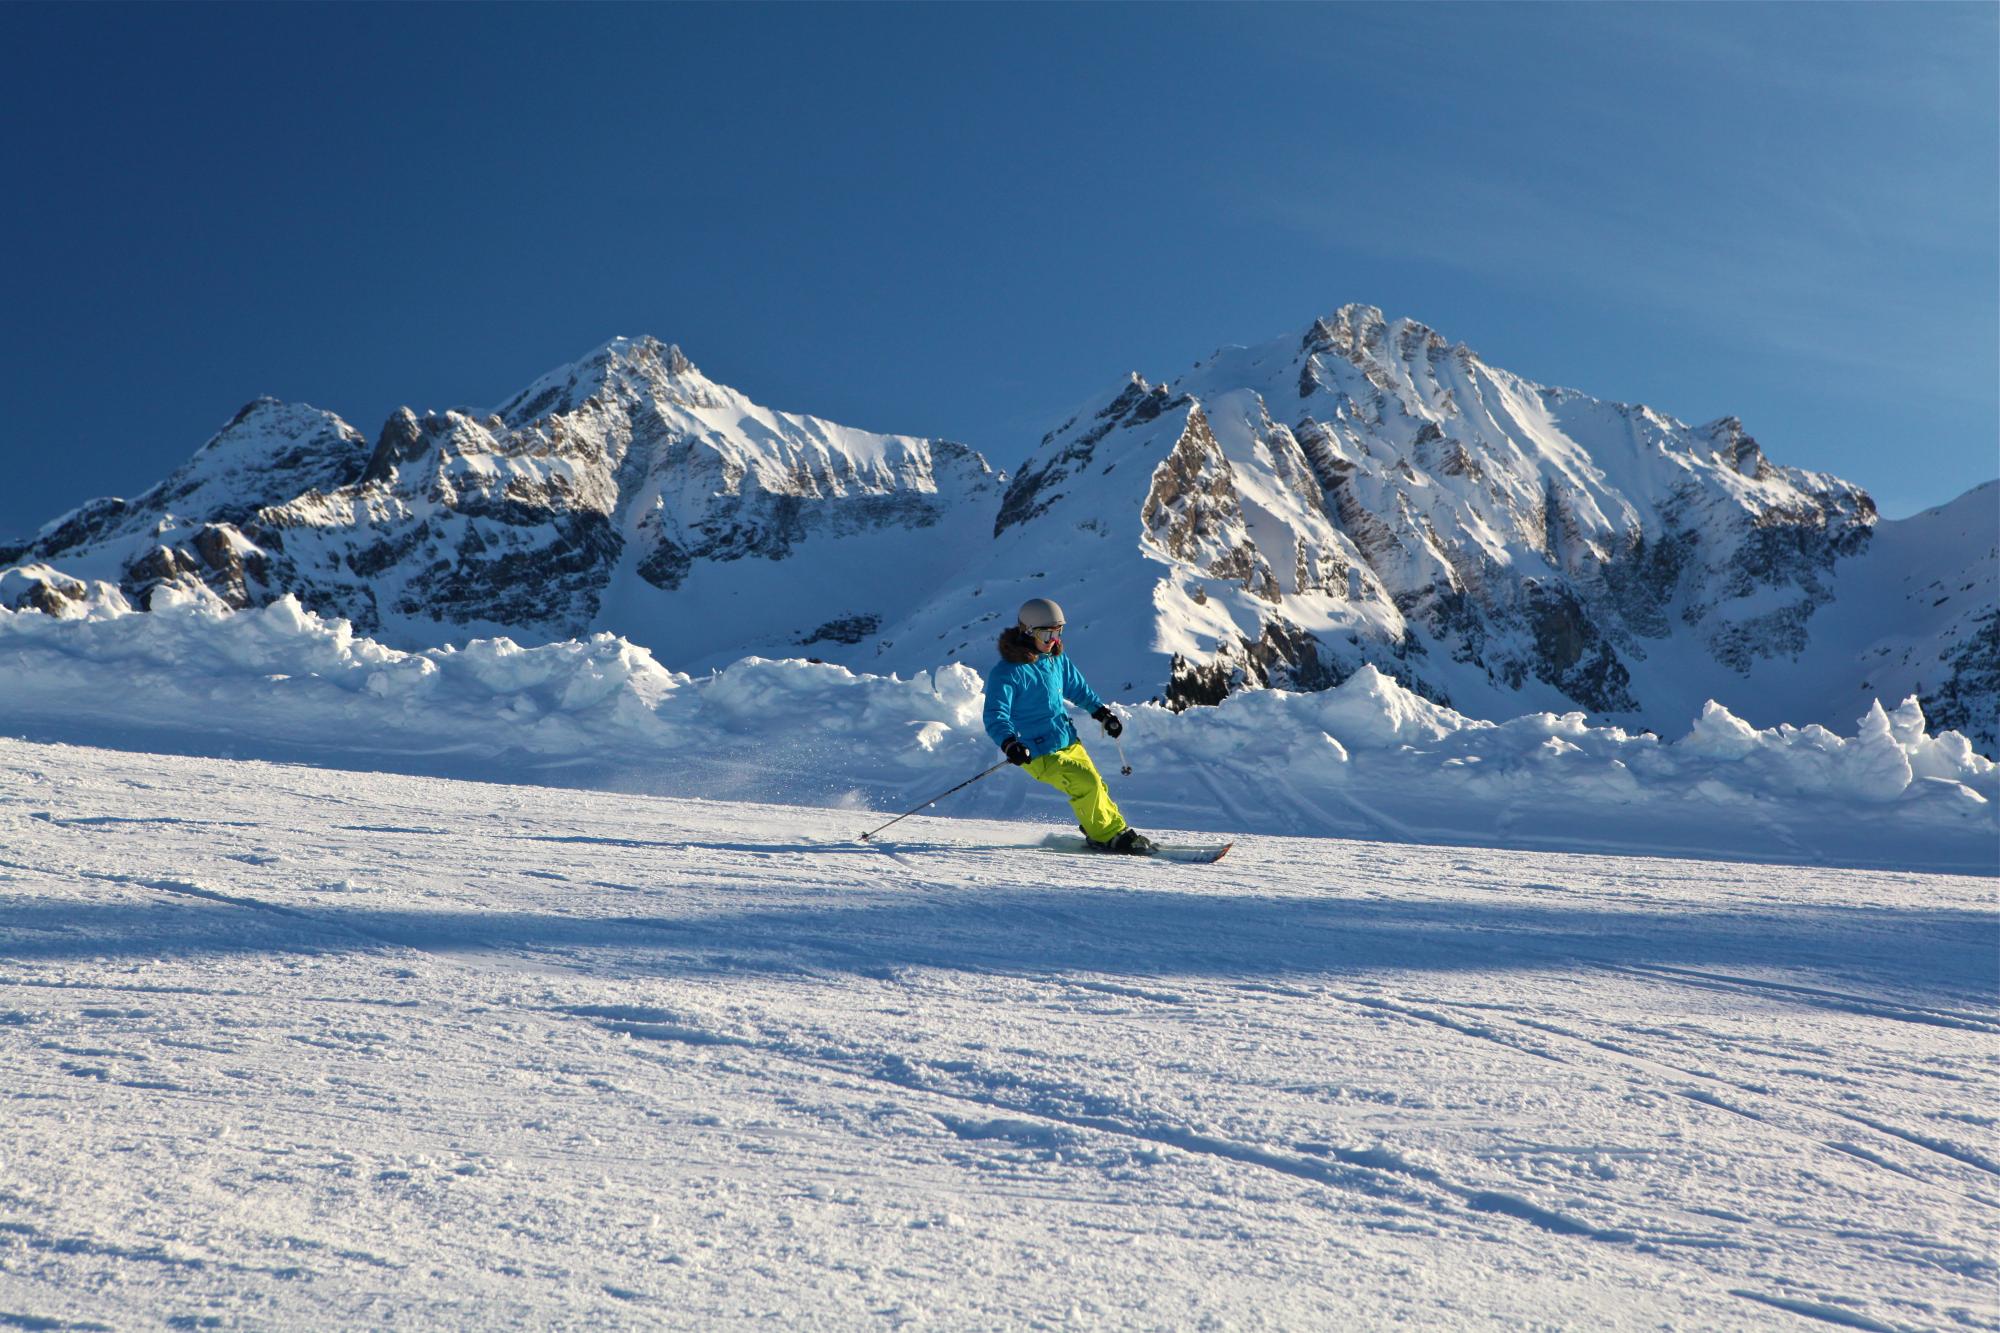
[1017,597,1065,632]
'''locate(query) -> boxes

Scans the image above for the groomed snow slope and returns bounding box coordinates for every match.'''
[1,594,1993,874]
[1,741,1993,1329]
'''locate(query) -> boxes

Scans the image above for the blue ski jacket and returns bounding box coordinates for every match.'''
[982,628,1106,758]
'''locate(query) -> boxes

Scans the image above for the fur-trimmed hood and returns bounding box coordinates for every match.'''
[997,625,1062,665]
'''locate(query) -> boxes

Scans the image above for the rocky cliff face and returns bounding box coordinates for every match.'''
[1043,305,1882,722]
[1303,312,1864,700]
[246,403,628,637]
[939,306,1885,724]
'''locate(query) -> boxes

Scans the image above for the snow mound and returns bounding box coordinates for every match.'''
[0,597,1991,872]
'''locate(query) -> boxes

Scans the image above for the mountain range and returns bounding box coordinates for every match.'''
[5,305,1993,754]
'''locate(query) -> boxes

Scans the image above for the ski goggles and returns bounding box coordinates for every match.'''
[1029,624,1065,640]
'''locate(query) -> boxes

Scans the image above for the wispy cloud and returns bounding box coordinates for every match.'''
[1210,4,1995,410]
[1253,170,1978,392]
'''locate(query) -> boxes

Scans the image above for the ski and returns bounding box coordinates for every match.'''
[1037,833,1234,864]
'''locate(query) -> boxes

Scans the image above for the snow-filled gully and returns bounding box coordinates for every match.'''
[1,738,1994,1329]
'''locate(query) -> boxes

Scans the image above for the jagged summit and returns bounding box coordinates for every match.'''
[1302,303,1386,355]
[495,334,710,428]
[1297,304,1462,369]
[587,334,697,379]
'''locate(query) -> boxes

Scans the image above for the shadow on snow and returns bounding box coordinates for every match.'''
[2,885,1994,1009]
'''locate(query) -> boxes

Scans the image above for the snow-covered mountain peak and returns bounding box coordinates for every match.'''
[3,311,1988,754]
[1297,304,1459,376]
[0,398,369,569]
[1302,303,1388,360]
[583,333,698,383]
[994,373,1192,537]
[948,305,1898,725]
[495,334,716,429]
[166,398,371,510]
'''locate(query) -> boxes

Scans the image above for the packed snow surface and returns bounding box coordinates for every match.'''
[1,594,1993,873]
[0,739,1994,1329]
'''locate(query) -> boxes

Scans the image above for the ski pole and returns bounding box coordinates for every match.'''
[858,760,1009,842]
[1098,706,1133,775]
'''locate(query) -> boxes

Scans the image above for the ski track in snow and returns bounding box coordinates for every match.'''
[0,737,1995,1329]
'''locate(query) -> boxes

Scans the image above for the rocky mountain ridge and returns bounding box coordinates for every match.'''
[4,337,1003,650]
[5,311,1991,754]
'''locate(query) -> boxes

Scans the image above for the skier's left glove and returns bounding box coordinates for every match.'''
[1092,706,1123,739]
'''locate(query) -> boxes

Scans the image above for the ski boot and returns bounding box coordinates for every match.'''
[1082,824,1155,855]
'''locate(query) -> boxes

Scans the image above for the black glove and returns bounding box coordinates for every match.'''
[1002,738,1031,766]
[1092,706,1123,739]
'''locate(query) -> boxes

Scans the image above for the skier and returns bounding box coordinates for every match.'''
[983,597,1155,855]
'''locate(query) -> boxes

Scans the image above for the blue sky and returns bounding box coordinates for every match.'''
[2,1,1993,538]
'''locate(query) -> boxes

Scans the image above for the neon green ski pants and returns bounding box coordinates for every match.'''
[1024,742,1128,843]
